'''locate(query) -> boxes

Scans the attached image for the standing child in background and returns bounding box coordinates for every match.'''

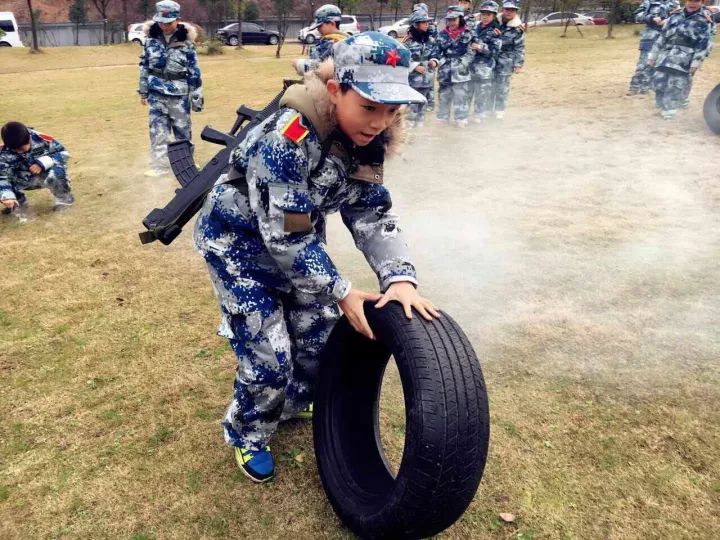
[469,1,502,124]
[194,32,439,483]
[429,6,476,128]
[138,0,203,177]
[412,2,438,110]
[293,4,348,74]
[404,9,437,128]
[648,0,713,119]
[492,0,525,119]
[0,121,74,216]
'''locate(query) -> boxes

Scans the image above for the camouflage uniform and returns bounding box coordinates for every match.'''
[649,6,713,117]
[0,129,74,208]
[404,14,436,126]
[628,0,678,94]
[469,7,502,120]
[430,9,476,123]
[411,3,437,110]
[493,8,525,114]
[194,32,424,452]
[295,4,348,74]
[138,17,202,172]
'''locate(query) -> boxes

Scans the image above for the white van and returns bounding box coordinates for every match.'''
[0,12,24,47]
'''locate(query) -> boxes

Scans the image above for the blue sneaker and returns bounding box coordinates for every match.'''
[234,445,275,483]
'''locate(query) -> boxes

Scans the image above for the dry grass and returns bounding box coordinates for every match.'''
[1,26,719,539]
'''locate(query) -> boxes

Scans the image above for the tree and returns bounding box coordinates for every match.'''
[91,0,113,44]
[377,0,388,27]
[391,0,402,20]
[274,0,293,58]
[244,1,259,21]
[138,0,150,19]
[119,0,130,41]
[26,0,40,51]
[234,0,244,48]
[69,0,88,45]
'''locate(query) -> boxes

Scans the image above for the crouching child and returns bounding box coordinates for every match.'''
[194,32,440,483]
[0,121,74,215]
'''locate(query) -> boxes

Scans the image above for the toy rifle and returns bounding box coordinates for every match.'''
[138,79,300,246]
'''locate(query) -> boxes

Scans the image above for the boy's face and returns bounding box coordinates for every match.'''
[159,19,179,34]
[327,82,401,147]
[685,0,702,11]
[319,21,336,35]
[415,21,430,31]
[12,142,31,153]
[480,11,495,23]
[501,7,517,21]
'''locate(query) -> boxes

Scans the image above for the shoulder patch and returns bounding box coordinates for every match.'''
[37,132,55,142]
[281,113,310,144]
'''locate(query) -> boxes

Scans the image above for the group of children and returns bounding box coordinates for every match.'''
[628,0,715,119]
[403,0,525,128]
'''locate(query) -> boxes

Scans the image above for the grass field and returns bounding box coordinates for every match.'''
[1,26,719,539]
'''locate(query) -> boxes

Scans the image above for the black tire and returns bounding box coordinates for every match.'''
[268,35,279,45]
[703,83,720,135]
[0,42,11,47]
[305,34,316,44]
[388,30,398,38]
[314,302,490,540]
[228,35,239,46]
[132,38,142,45]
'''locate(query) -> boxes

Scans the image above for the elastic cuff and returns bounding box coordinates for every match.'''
[0,193,17,201]
[330,278,352,302]
[381,276,418,292]
[37,156,54,171]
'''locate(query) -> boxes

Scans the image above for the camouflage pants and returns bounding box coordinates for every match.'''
[652,69,692,111]
[223,292,341,451]
[629,50,654,93]
[470,78,494,117]
[10,164,74,205]
[407,87,434,123]
[493,72,513,112]
[426,84,435,111]
[437,82,470,121]
[148,92,191,171]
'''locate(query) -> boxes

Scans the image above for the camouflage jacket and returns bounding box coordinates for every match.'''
[0,129,68,200]
[470,20,502,78]
[194,76,417,333]
[403,29,436,88]
[430,25,476,84]
[635,0,676,51]
[648,8,713,72]
[464,11,478,32]
[138,22,202,97]
[297,32,348,73]
[496,15,525,74]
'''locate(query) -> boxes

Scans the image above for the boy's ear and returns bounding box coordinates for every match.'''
[327,79,341,105]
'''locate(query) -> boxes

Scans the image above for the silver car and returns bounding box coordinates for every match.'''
[527,12,595,27]
[378,18,411,39]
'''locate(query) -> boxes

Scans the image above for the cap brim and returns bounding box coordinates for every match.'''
[308,21,322,30]
[153,15,178,22]
[351,82,427,105]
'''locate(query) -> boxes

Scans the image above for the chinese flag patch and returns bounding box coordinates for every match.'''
[281,114,310,144]
[37,132,55,142]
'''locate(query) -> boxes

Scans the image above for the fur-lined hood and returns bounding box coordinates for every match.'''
[143,21,198,43]
[279,60,404,158]
[499,15,523,28]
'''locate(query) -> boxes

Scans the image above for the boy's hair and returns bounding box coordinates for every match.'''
[1,121,30,150]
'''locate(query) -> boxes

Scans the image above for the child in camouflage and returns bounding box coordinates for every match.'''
[0,121,74,216]
[194,32,440,483]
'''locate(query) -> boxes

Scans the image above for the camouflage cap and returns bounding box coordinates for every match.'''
[333,32,426,105]
[409,9,432,23]
[153,0,181,23]
[501,0,520,9]
[413,2,430,12]
[444,5,465,18]
[310,4,343,30]
[478,0,500,12]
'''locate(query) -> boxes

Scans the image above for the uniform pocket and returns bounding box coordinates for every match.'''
[269,183,315,233]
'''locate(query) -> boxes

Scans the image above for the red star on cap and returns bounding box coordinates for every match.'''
[385,48,400,67]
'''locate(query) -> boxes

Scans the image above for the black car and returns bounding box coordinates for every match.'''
[216,22,280,46]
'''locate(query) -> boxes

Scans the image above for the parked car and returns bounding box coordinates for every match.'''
[216,22,280,46]
[0,12,24,47]
[378,18,411,39]
[128,22,146,45]
[583,10,609,25]
[298,15,361,44]
[527,12,595,27]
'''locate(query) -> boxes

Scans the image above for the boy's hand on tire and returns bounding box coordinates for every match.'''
[375,282,441,321]
[339,289,382,340]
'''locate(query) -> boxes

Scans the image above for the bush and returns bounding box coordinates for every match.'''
[200,38,224,55]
